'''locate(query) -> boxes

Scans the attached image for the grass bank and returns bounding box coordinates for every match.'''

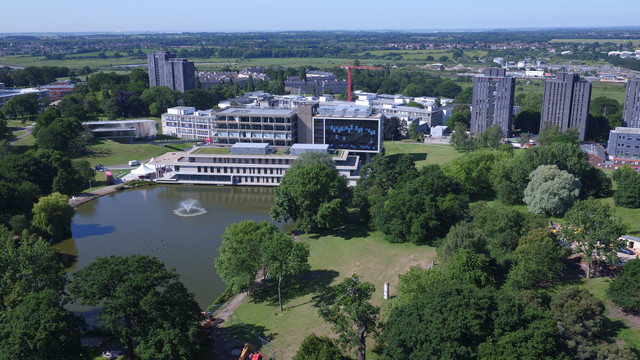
[384,141,462,167]
[229,227,436,359]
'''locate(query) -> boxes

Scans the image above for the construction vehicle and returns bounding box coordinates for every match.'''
[239,343,262,360]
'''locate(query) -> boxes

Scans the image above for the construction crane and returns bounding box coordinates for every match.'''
[339,60,381,102]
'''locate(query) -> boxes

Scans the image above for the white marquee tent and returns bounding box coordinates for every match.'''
[131,163,156,176]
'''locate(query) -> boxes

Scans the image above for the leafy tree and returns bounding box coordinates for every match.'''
[381,280,494,360]
[0,289,85,360]
[183,89,217,110]
[523,165,581,216]
[537,124,580,146]
[372,165,467,244]
[436,80,463,98]
[35,116,83,153]
[608,259,640,312]
[439,220,488,262]
[474,124,503,149]
[261,232,310,311]
[450,122,472,151]
[446,249,493,287]
[214,220,277,294]
[353,154,407,221]
[1,94,39,123]
[505,228,567,290]
[513,110,541,134]
[444,149,509,195]
[69,255,204,360]
[383,116,403,140]
[550,286,605,357]
[477,290,562,360]
[590,96,620,117]
[140,86,182,117]
[407,122,422,141]
[293,334,346,360]
[562,200,627,278]
[0,229,66,311]
[271,152,351,231]
[31,192,74,242]
[319,274,379,360]
[613,165,640,208]
[396,266,447,306]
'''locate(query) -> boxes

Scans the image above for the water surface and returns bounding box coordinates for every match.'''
[57,185,285,310]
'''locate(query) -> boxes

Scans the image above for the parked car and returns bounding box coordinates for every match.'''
[128,160,140,166]
[618,248,634,255]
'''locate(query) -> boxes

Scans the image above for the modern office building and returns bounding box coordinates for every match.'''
[607,127,640,160]
[623,76,640,128]
[147,51,195,93]
[162,106,298,147]
[470,68,516,136]
[153,143,361,187]
[540,72,591,141]
[82,119,157,142]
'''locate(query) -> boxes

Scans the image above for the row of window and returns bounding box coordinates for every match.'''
[196,166,286,175]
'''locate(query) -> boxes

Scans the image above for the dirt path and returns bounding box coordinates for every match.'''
[607,302,640,330]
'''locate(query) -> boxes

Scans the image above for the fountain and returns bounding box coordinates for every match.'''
[173,199,207,217]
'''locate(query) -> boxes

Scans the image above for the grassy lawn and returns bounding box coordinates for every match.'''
[384,141,462,167]
[74,139,175,167]
[230,227,436,359]
[592,81,629,104]
[194,147,231,154]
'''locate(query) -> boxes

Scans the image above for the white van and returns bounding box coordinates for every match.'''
[128,160,140,166]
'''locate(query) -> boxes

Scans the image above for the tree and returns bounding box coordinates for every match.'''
[372,165,468,244]
[505,228,567,290]
[1,94,39,123]
[613,165,640,208]
[293,334,346,360]
[183,89,217,110]
[271,152,351,231]
[261,232,310,311]
[444,149,508,195]
[35,116,83,153]
[439,220,487,262]
[562,200,627,278]
[319,274,379,360]
[608,259,640,312]
[591,96,620,117]
[474,124,503,149]
[214,220,278,294]
[450,122,472,151]
[538,124,580,146]
[396,266,447,306]
[0,289,85,360]
[140,86,182,117]
[523,165,581,217]
[407,122,422,141]
[550,286,606,357]
[31,192,74,242]
[446,249,493,287]
[381,280,494,360]
[383,116,403,140]
[69,255,204,360]
[0,229,66,311]
[352,154,403,221]
[512,110,541,134]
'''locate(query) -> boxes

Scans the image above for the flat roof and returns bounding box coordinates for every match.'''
[216,108,297,116]
[231,142,270,149]
[83,119,157,125]
[614,127,640,134]
[291,144,330,150]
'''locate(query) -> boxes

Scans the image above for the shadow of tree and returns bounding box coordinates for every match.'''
[308,222,371,241]
[602,315,627,343]
[387,152,427,164]
[250,269,339,309]
[224,323,277,343]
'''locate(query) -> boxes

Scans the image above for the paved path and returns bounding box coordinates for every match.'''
[68,184,123,207]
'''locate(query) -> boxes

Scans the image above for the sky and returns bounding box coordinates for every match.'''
[1,0,639,33]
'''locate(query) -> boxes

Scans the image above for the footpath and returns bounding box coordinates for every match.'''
[68,184,123,207]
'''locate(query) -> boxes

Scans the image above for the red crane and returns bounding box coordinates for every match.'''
[339,60,381,102]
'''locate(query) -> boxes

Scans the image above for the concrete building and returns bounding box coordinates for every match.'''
[39,80,75,102]
[153,143,361,187]
[147,51,195,93]
[607,127,640,160]
[82,119,157,142]
[623,77,640,128]
[470,68,516,136]
[540,72,591,141]
[0,88,49,109]
[162,106,297,147]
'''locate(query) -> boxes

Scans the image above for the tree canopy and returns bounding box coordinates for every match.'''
[523,165,581,217]
[271,151,351,231]
[69,255,204,360]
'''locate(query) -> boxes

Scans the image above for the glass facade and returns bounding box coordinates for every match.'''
[313,118,380,152]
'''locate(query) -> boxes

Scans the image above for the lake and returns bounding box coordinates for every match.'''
[57,185,288,310]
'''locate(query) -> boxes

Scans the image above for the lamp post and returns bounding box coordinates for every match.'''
[89,180,92,191]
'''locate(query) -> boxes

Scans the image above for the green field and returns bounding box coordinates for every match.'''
[230,229,436,359]
[549,39,640,46]
[383,141,462,167]
[73,139,194,167]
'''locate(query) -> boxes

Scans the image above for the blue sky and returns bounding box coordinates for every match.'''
[1,0,639,33]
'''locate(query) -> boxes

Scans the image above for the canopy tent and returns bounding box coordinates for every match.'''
[131,163,156,176]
